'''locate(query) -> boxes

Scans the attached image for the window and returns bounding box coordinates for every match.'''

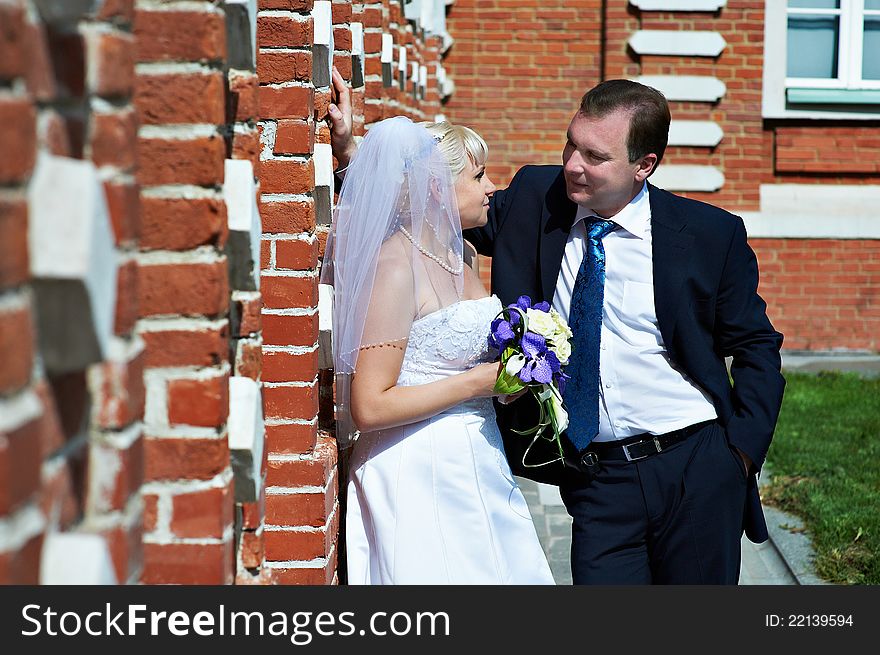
[786,1,880,93]
[763,0,880,117]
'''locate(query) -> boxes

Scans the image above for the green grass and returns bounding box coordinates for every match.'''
[761,371,880,585]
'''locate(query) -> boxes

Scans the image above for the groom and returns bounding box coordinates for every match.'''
[329,76,785,584]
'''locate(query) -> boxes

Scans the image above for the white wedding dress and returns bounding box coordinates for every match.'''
[346,295,555,585]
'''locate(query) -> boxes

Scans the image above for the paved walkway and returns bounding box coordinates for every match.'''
[517,476,799,585]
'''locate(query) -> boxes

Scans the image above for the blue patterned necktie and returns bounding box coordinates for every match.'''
[564,218,619,452]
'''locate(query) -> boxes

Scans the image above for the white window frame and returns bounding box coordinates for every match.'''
[763,0,880,118]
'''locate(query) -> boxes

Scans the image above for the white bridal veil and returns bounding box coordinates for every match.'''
[321,116,465,444]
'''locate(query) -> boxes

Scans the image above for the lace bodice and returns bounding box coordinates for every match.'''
[398,295,503,389]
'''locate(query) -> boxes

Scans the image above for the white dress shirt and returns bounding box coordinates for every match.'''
[552,183,717,442]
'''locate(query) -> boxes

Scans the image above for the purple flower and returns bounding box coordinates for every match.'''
[515,332,562,385]
[533,301,551,313]
[488,317,516,351]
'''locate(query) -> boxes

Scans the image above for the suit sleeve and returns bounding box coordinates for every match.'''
[715,217,786,472]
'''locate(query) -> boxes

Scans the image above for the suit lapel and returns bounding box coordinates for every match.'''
[538,172,577,301]
[649,184,694,351]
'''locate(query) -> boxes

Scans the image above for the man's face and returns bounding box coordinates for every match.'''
[562,109,650,218]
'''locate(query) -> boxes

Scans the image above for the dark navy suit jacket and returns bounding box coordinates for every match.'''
[464,165,785,543]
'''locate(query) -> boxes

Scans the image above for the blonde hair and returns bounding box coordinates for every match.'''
[421,121,488,179]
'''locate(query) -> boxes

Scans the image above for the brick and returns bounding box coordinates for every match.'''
[239,530,264,569]
[258,0,314,10]
[269,561,334,585]
[90,108,138,170]
[97,0,136,24]
[114,259,139,336]
[265,485,334,527]
[274,120,313,155]
[332,53,352,80]
[87,430,144,513]
[87,29,135,97]
[232,127,261,171]
[313,88,331,121]
[101,521,143,585]
[257,50,311,84]
[143,493,159,532]
[261,239,271,269]
[92,349,146,430]
[0,96,36,184]
[259,158,313,194]
[267,455,329,489]
[232,293,262,336]
[0,304,33,394]
[138,260,229,317]
[170,480,233,538]
[264,527,328,561]
[168,373,230,428]
[229,71,260,123]
[134,8,226,63]
[260,274,317,309]
[261,313,317,347]
[258,85,313,120]
[262,383,318,421]
[0,195,28,288]
[0,532,43,585]
[275,238,318,270]
[265,421,317,455]
[0,1,25,80]
[234,339,262,380]
[141,196,227,251]
[262,349,318,384]
[141,324,229,368]
[241,486,265,529]
[142,541,233,584]
[144,436,229,481]
[104,179,141,246]
[135,71,226,125]
[257,15,312,48]
[137,134,226,186]
[260,199,315,234]
[0,415,42,515]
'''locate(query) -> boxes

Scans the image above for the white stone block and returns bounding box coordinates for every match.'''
[651,165,724,191]
[629,30,726,57]
[318,283,333,370]
[228,376,265,502]
[40,533,118,584]
[635,75,726,102]
[405,0,422,22]
[27,153,118,374]
[668,120,723,147]
[630,0,726,10]
[224,159,261,292]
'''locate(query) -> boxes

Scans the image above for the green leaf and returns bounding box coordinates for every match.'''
[493,368,526,395]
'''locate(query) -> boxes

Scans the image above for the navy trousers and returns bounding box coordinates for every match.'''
[560,421,748,585]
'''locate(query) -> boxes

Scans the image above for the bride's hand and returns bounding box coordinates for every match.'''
[328,67,357,168]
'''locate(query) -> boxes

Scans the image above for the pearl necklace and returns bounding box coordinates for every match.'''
[398,225,463,275]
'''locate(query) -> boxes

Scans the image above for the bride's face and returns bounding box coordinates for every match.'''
[454,158,496,229]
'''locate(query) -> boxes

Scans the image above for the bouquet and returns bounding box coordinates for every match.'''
[488,295,572,467]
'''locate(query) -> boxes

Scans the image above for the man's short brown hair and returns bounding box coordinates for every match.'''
[579,79,671,167]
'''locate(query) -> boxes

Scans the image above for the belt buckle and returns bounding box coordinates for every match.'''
[623,436,662,462]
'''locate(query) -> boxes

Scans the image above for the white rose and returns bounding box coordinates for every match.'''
[526,308,556,339]
[550,308,573,339]
[550,337,571,365]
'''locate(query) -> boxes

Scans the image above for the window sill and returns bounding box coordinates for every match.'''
[786,87,880,105]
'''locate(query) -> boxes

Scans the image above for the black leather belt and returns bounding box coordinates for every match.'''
[579,420,714,470]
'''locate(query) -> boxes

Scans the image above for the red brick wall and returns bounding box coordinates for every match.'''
[2,0,449,586]
[775,126,880,175]
[444,0,880,352]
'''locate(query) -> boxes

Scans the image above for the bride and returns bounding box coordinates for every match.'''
[323,114,554,585]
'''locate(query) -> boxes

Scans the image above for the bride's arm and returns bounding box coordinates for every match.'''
[350,347,500,434]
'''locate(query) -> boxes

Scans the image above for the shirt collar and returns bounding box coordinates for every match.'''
[573,182,650,239]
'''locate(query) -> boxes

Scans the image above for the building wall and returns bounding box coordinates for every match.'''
[0,0,448,585]
[445,0,880,352]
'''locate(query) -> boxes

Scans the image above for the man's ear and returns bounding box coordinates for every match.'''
[635,153,658,182]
